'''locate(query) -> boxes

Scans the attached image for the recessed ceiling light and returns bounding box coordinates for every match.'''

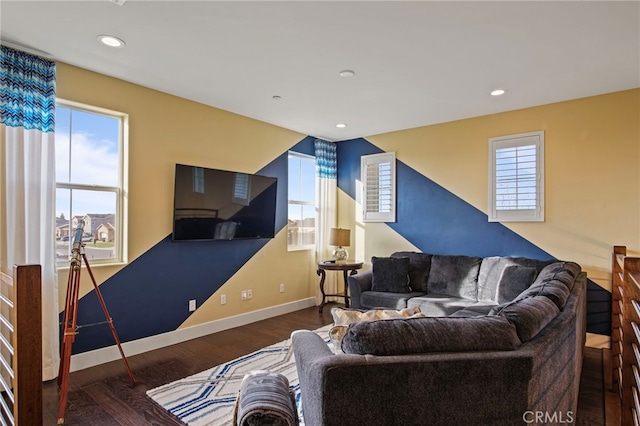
[339,70,355,78]
[491,89,506,96]
[336,123,348,128]
[97,35,126,48]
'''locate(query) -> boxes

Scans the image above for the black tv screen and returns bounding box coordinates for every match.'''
[172,164,278,241]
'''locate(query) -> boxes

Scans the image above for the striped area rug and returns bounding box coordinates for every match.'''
[146,324,333,425]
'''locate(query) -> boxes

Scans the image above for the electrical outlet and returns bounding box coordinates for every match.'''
[247,289,253,299]
[279,283,285,293]
[189,299,197,312]
[241,290,247,300]
[221,294,227,305]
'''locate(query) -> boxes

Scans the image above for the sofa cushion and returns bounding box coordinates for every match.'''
[391,251,432,293]
[341,316,521,356]
[476,256,553,303]
[371,256,411,293]
[448,302,499,317]
[495,265,538,304]
[426,255,482,300]
[407,294,477,316]
[360,290,426,310]
[490,295,560,342]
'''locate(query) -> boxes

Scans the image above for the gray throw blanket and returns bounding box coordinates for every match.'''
[234,370,298,426]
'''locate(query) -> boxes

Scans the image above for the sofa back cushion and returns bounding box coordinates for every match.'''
[341,316,521,356]
[477,256,554,303]
[426,255,481,300]
[390,251,432,293]
[371,256,411,293]
[495,266,538,304]
[514,261,581,309]
[490,295,560,342]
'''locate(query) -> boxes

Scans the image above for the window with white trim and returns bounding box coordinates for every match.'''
[362,152,396,222]
[55,100,128,265]
[287,152,316,250]
[488,131,544,222]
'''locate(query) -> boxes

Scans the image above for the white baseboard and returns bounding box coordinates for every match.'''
[70,297,317,372]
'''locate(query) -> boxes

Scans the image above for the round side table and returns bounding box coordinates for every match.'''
[317,261,363,313]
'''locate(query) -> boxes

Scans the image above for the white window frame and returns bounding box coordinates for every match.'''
[361,152,396,223]
[287,151,316,251]
[55,99,128,266]
[488,131,544,222]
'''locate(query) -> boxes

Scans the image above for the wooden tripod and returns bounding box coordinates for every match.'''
[57,227,135,424]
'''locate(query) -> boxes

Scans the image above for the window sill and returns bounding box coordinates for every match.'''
[57,260,127,271]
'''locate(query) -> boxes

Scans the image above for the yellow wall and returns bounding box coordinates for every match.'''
[55,62,317,323]
[341,89,640,293]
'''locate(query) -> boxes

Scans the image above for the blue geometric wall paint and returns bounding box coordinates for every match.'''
[337,137,610,335]
[66,132,610,354]
[337,138,552,259]
[65,136,316,354]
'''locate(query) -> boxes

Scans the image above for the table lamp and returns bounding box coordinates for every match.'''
[329,228,350,262]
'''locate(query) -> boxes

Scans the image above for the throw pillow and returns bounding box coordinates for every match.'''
[495,265,537,304]
[371,256,411,293]
[391,251,432,293]
[329,307,424,352]
[426,255,482,300]
[328,325,349,353]
[341,316,521,356]
[331,306,423,325]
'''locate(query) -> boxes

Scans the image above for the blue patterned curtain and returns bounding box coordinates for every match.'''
[0,46,56,131]
[1,45,59,380]
[314,139,337,179]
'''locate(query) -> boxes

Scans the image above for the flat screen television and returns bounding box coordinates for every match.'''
[172,164,278,241]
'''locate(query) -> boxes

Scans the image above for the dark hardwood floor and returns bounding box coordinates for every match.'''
[44,305,614,425]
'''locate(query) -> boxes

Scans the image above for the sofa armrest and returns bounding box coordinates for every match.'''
[291,330,341,426]
[292,330,333,360]
[347,270,372,309]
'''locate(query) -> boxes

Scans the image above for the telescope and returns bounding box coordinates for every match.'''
[70,221,85,269]
[57,219,135,424]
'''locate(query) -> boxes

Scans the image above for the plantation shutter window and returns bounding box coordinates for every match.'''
[489,131,544,222]
[362,152,396,222]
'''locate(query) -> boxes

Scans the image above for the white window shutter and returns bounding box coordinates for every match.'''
[489,131,544,222]
[362,152,396,222]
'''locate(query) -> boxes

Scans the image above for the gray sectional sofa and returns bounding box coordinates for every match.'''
[292,252,587,426]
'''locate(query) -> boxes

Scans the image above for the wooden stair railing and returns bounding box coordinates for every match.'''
[0,264,42,425]
[612,246,640,425]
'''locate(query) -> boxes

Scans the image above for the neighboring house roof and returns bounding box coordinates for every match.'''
[85,214,116,234]
[96,223,116,232]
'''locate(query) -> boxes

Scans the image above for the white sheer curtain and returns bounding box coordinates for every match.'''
[0,46,59,381]
[315,139,338,302]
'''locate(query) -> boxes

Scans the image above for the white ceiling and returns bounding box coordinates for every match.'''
[1,1,639,141]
